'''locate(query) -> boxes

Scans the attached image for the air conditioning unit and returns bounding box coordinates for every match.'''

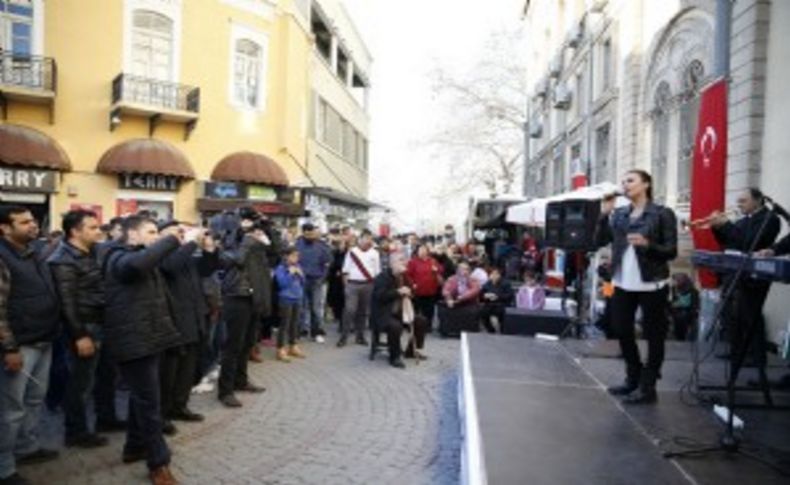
[553,84,572,110]
[591,0,608,13]
[549,55,563,78]
[567,23,584,48]
[529,121,543,138]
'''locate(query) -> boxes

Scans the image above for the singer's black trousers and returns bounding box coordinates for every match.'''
[610,286,670,386]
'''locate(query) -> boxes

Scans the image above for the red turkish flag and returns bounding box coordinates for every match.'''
[690,78,728,288]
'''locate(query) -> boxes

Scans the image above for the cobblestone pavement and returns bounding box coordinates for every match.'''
[23,331,461,485]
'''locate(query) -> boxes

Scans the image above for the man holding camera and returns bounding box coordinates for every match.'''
[157,221,219,425]
[217,209,272,408]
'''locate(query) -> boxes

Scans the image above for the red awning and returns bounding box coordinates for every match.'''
[96,138,195,178]
[0,123,71,171]
[211,151,289,186]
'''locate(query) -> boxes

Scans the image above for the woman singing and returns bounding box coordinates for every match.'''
[596,170,678,404]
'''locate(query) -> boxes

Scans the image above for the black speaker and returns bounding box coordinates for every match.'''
[561,199,600,251]
[543,199,600,251]
[501,308,570,336]
[545,202,564,248]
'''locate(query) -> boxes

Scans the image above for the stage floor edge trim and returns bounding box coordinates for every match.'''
[459,333,488,485]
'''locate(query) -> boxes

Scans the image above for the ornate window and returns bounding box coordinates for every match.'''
[131,10,173,81]
[650,81,671,202]
[233,38,262,108]
[677,60,704,203]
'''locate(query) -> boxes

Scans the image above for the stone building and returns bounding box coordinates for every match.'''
[521,0,790,341]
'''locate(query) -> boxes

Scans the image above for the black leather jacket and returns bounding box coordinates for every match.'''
[595,202,678,283]
[47,241,105,339]
[102,236,182,363]
[220,234,272,317]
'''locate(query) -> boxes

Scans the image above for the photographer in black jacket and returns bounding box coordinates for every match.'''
[157,221,219,425]
[102,215,182,484]
[48,210,109,449]
[595,170,678,405]
[217,208,272,408]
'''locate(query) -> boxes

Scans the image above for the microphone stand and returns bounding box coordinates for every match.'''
[664,205,789,477]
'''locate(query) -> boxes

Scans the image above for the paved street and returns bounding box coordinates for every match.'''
[23,332,461,485]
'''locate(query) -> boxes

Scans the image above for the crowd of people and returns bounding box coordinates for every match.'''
[0,203,537,485]
[7,173,766,484]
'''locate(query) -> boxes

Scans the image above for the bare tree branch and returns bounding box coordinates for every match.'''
[419,27,528,198]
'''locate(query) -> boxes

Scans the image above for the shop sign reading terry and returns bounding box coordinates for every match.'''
[119,174,180,191]
[0,167,57,193]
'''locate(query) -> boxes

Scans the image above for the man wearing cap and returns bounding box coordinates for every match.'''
[295,223,332,343]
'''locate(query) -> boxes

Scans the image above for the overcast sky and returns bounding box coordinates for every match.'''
[342,0,526,233]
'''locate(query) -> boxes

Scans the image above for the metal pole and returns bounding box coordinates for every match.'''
[713,0,732,79]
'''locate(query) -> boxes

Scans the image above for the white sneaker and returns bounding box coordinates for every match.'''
[315,335,326,344]
[207,367,220,382]
[191,380,214,394]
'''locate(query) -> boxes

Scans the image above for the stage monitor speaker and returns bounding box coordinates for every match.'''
[543,199,600,251]
[545,202,564,248]
[501,308,570,336]
[561,199,600,251]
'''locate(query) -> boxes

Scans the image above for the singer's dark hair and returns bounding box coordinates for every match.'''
[748,187,765,205]
[626,169,653,200]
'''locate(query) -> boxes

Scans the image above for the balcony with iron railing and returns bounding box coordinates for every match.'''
[110,73,200,140]
[0,53,57,122]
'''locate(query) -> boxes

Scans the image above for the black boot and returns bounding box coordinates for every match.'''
[622,371,658,405]
[607,365,641,396]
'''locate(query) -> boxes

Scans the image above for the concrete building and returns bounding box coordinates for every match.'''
[305,0,373,230]
[521,0,790,342]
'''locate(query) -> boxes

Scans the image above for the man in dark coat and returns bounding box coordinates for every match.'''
[102,215,182,484]
[157,221,219,425]
[0,206,61,485]
[48,209,109,449]
[371,253,428,368]
[217,211,272,408]
[710,188,780,365]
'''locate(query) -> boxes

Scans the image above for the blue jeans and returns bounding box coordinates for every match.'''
[301,279,327,336]
[0,342,52,479]
[118,354,171,470]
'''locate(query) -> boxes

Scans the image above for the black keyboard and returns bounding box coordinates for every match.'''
[692,250,790,284]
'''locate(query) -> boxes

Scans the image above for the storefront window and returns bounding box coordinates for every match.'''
[116,199,173,221]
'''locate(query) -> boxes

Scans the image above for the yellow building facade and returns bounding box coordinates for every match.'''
[0,0,313,228]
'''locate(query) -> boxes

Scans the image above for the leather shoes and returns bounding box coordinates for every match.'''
[356,337,369,346]
[0,472,30,485]
[65,433,109,448]
[235,382,266,393]
[162,420,178,436]
[16,448,59,466]
[336,338,347,348]
[390,359,406,369]
[169,408,204,422]
[122,448,147,464]
[622,388,658,405]
[607,380,639,396]
[220,394,243,408]
[150,465,178,485]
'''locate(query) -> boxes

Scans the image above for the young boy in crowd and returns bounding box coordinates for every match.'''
[274,247,306,362]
